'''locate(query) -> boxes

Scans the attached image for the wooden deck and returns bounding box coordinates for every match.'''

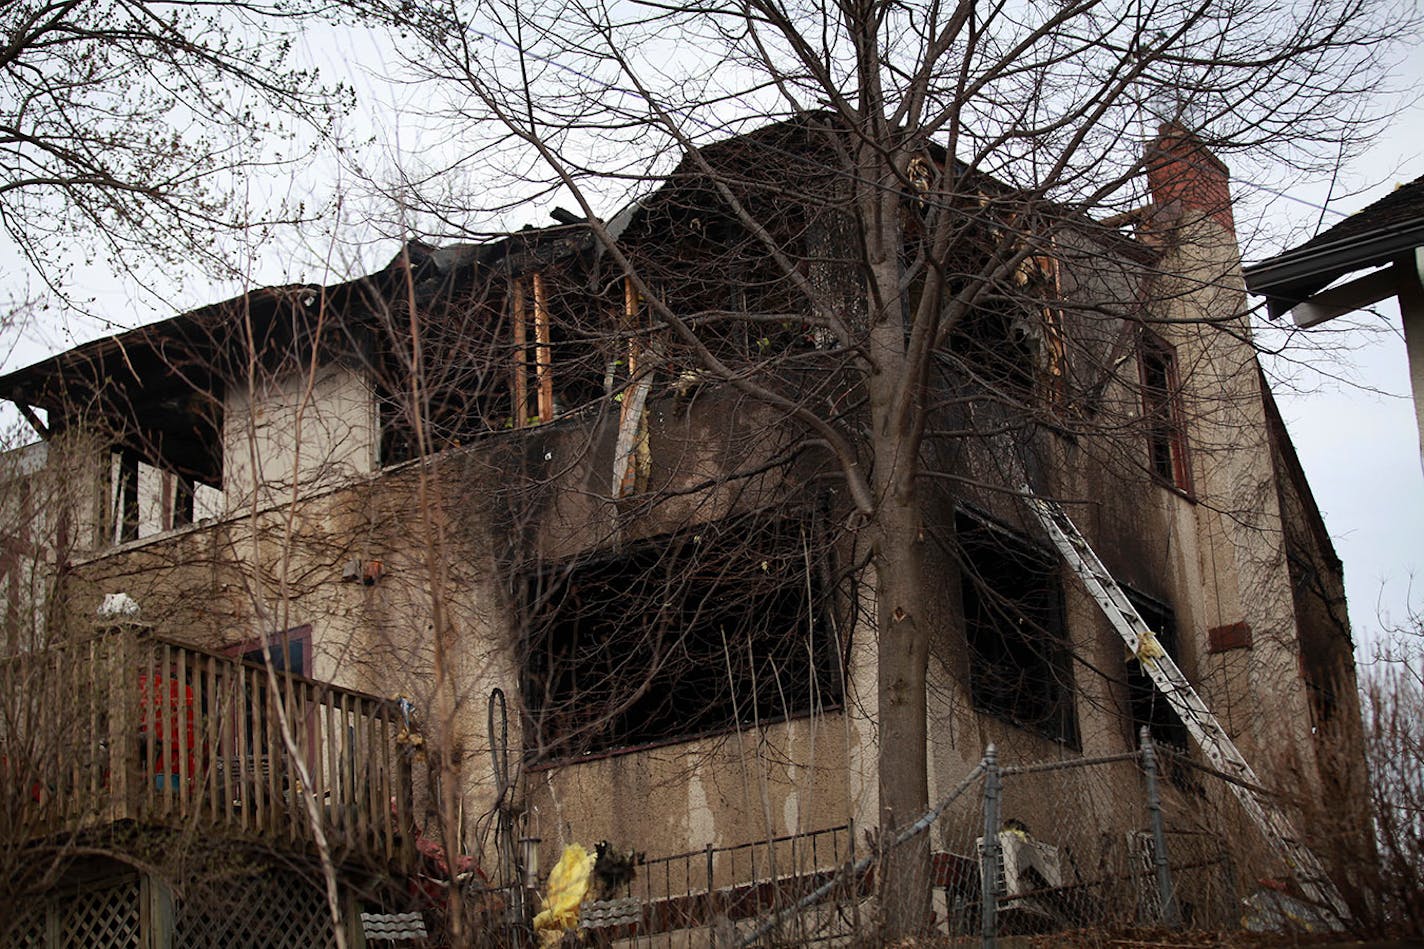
[0,625,415,871]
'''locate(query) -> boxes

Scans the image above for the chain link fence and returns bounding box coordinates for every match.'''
[494,733,1343,946]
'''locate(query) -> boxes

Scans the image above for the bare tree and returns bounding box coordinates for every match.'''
[338,0,1405,934]
[0,0,352,292]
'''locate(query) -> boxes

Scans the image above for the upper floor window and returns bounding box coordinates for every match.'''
[108,449,223,545]
[1138,332,1192,493]
[947,255,1069,411]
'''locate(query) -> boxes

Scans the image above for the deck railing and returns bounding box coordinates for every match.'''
[0,625,414,871]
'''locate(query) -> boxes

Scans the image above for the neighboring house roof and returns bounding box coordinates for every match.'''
[1243,172,1424,317]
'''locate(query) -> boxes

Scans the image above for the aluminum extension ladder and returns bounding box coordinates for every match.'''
[1016,486,1349,923]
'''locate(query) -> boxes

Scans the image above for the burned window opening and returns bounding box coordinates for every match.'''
[1139,332,1192,492]
[947,256,1068,407]
[956,509,1078,746]
[1123,590,1197,791]
[519,513,842,763]
[377,271,611,467]
[107,447,213,544]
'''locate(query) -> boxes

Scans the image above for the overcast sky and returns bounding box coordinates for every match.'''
[1,17,1419,658]
[1248,46,1424,655]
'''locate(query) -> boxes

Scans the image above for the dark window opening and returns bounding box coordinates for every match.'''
[376,271,610,467]
[950,299,1040,396]
[226,624,311,677]
[1123,591,1197,791]
[957,510,1078,746]
[947,258,1068,409]
[520,513,842,762]
[1139,333,1192,492]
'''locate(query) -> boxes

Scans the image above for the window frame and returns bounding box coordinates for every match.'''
[224,624,313,677]
[1121,589,1199,791]
[955,508,1079,748]
[518,512,844,765]
[1138,331,1194,494]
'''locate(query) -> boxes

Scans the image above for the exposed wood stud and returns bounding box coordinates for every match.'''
[511,279,529,428]
[533,271,554,421]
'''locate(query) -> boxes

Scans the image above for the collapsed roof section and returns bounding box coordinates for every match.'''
[0,112,1162,487]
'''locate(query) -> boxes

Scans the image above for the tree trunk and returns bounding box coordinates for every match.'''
[862,155,934,930]
[873,485,933,936]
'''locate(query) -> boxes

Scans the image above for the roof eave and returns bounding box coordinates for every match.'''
[1243,220,1424,307]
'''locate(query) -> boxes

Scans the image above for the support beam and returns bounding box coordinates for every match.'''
[15,402,48,439]
[532,272,554,422]
[1396,250,1424,475]
[1290,265,1402,328]
[511,279,529,428]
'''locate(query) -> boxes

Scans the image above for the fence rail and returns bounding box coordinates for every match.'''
[505,737,1341,948]
[0,624,414,871]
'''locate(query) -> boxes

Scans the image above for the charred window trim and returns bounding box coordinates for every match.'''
[1121,588,1198,791]
[956,507,1079,748]
[519,511,844,765]
[1138,331,1193,494]
[945,253,1071,412]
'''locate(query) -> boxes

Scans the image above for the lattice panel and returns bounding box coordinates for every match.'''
[57,879,141,948]
[0,902,45,948]
[173,869,336,949]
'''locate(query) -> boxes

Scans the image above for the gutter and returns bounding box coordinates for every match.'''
[1242,220,1424,304]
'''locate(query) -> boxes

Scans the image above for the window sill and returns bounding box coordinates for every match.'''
[524,704,845,772]
[1149,476,1197,504]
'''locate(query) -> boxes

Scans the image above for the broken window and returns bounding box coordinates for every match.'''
[947,255,1069,408]
[1122,590,1197,789]
[1139,332,1192,492]
[957,510,1078,746]
[519,512,842,762]
[376,268,608,466]
[107,449,222,544]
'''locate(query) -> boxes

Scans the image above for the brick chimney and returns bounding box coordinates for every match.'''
[1146,124,1236,237]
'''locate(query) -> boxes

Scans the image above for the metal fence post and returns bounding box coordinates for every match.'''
[979,744,1001,949]
[1140,727,1181,929]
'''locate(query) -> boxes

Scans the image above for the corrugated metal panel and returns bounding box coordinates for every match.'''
[361,911,429,941]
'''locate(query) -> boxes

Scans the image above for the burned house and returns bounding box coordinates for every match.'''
[0,118,1366,943]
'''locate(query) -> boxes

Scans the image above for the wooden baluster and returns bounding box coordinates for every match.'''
[369,701,383,852]
[326,689,343,847]
[380,710,394,861]
[246,664,260,826]
[205,655,220,822]
[106,630,132,822]
[221,657,237,829]
[354,695,370,848]
[88,638,101,816]
[176,646,189,818]
[158,635,171,815]
[141,640,155,818]
[311,682,326,842]
[265,668,279,836]
[291,678,306,845]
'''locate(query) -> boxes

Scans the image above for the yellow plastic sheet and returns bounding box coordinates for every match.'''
[1135,628,1167,663]
[533,843,596,946]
